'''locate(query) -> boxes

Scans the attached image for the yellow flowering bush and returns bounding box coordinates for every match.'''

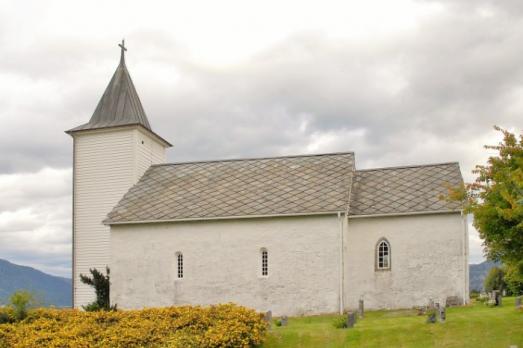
[0,303,267,348]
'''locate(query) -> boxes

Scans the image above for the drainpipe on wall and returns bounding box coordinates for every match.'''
[338,211,344,314]
[461,210,468,304]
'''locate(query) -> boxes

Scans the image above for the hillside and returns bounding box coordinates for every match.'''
[0,259,71,307]
[469,260,500,292]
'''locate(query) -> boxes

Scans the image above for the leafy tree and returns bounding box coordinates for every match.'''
[504,261,523,295]
[446,126,522,281]
[9,290,35,321]
[80,267,115,311]
[484,267,506,292]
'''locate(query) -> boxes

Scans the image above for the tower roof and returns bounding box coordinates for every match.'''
[67,41,170,146]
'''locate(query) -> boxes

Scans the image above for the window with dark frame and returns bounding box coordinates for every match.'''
[261,249,268,276]
[177,253,183,278]
[376,240,390,270]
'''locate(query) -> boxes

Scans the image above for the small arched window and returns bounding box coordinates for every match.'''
[261,248,268,276]
[376,239,391,271]
[176,252,183,279]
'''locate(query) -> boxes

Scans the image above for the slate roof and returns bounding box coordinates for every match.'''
[105,153,355,224]
[349,162,463,216]
[67,48,152,133]
[105,154,463,224]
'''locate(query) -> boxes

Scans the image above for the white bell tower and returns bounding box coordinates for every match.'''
[66,41,171,308]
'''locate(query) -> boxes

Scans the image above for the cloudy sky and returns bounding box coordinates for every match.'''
[0,0,521,277]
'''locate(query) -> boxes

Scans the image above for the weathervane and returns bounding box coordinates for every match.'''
[118,39,127,63]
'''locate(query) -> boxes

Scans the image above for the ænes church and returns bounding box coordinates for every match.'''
[67,43,469,315]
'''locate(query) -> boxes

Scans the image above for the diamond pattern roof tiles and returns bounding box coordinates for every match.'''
[349,162,463,216]
[105,154,463,224]
[105,153,355,223]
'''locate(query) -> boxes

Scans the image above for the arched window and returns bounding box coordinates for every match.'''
[176,252,183,278]
[261,248,268,276]
[376,239,391,270]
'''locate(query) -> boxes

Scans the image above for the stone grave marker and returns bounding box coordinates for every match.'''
[358,299,364,318]
[493,290,502,306]
[346,312,357,328]
[515,296,522,309]
[264,310,272,326]
[487,291,497,306]
[439,307,446,323]
[280,315,288,326]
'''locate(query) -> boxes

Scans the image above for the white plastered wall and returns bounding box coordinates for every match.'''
[344,213,468,310]
[110,215,341,316]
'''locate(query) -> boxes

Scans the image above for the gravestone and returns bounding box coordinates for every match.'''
[346,312,357,328]
[487,291,497,306]
[492,290,502,306]
[358,299,364,318]
[280,315,288,326]
[515,296,522,309]
[264,311,272,325]
[497,292,502,306]
[439,307,446,323]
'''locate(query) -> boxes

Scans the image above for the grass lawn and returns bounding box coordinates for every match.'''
[263,297,523,348]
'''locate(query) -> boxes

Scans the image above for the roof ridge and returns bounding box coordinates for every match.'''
[152,151,355,166]
[356,161,459,172]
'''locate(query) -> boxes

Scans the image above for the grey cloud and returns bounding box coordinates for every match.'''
[145,24,521,168]
[2,5,522,172]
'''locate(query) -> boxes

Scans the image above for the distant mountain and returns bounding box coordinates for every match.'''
[469,261,501,292]
[0,259,71,307]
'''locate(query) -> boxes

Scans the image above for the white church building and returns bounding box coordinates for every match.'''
[67,43,469,315]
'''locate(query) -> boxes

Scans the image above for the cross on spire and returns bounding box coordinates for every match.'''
[118,39,127,64]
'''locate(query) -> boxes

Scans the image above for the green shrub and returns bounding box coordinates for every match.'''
[504,261,523,295]
[0,309,14,324]
[470,290,480,299]
[80,267,116,311]
[8,291,35,321]
[484,267,506,292]
[332,316,347,329]
[82,302,117,312]
[275,319,282,327]
[477,293,489,304]
[82,302,101,312]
